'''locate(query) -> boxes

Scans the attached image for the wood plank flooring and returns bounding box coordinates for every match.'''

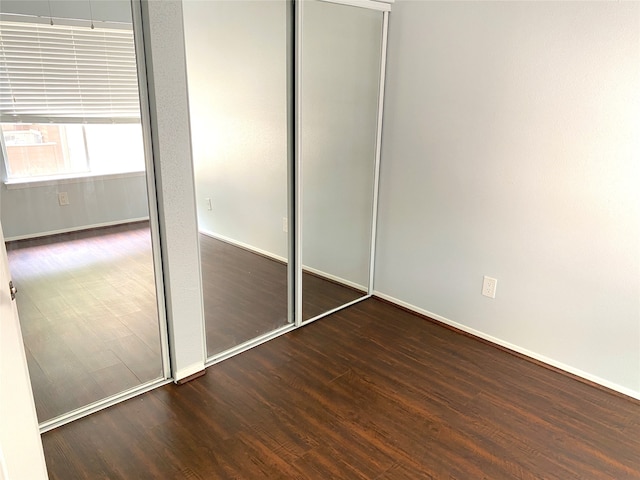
[200,234,365,357]
[6,224,363,422]
[42,298,640,479]
[199,234,289,356]
[6,223,163,422]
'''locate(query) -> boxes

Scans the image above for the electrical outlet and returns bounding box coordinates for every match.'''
[58,192,69,206]
[282,217,288,233]
[482,276,497,298]
[206,198,212,211]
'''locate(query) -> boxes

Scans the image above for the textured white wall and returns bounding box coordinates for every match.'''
[375,1,640,396]
[183,0,289,259]
[140,0,205,380]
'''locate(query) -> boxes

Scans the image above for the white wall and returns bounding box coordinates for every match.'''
[0,175,150,240]
[183,0,289,259]
[375,0,640,396]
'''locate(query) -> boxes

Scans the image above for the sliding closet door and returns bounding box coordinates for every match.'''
[183,1,291,357]
[299,0,384,321]
[0,1,166,425]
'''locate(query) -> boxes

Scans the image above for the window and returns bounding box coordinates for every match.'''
[2,123,145,179]
[0,19,143,181]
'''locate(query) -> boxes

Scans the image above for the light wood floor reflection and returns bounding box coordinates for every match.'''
[200,234,366,357]
[6,222,162,422]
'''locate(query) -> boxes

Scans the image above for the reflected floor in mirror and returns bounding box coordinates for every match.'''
[199,234,366,357]
[6,222,162,422]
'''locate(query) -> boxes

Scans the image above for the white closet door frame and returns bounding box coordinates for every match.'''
[316,0,391,12]
[294,0,303,326]
[38,0,178,434]
[294,0,391,326]
[368,10,389,294]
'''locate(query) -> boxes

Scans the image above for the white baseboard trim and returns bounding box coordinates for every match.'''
[199,229,288,263]
[199,229,367,292]
[303,265,367,292]
[373,291,640,401]
[5,217,150,242]
[174,362,205,382]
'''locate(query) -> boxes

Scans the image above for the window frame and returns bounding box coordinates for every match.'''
[0,14,143,184]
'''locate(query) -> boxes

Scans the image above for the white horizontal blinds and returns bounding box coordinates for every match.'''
[0,21,140,123]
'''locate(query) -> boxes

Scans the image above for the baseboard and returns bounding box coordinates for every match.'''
[5,217,150,242]
[303,265,367,292]
[199,229,287,263]
[174,362,205,383]
[199,229,367,292]
[373,291,640,402]
[175,369,206,385]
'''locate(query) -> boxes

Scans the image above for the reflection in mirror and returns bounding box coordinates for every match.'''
[0,2,164,423]
[301,1,383,320]
[183,0,290,357]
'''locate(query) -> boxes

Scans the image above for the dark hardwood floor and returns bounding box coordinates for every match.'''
[42,298,640,479]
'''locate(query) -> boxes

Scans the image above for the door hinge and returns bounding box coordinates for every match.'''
[9,280,17,301]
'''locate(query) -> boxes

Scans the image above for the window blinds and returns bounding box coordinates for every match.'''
[0,21,140,123]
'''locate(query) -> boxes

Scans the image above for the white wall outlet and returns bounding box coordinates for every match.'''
[482,276,497,298]
[282,217,288,233]
[58,192,69,206]
[206,198,212,211]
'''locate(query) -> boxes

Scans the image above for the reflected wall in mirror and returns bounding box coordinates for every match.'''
[183,0,290,357]
[0,1,164,423]
[301,1,383,320]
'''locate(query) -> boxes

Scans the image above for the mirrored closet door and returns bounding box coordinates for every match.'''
[0,0,167,426]
[299,0,386,321]
[183,0,389,359]
[183,0,292,357]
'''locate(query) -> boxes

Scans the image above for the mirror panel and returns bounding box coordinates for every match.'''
[301,1,383,320]
[0,4,164,423]
[183,0,290,356]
